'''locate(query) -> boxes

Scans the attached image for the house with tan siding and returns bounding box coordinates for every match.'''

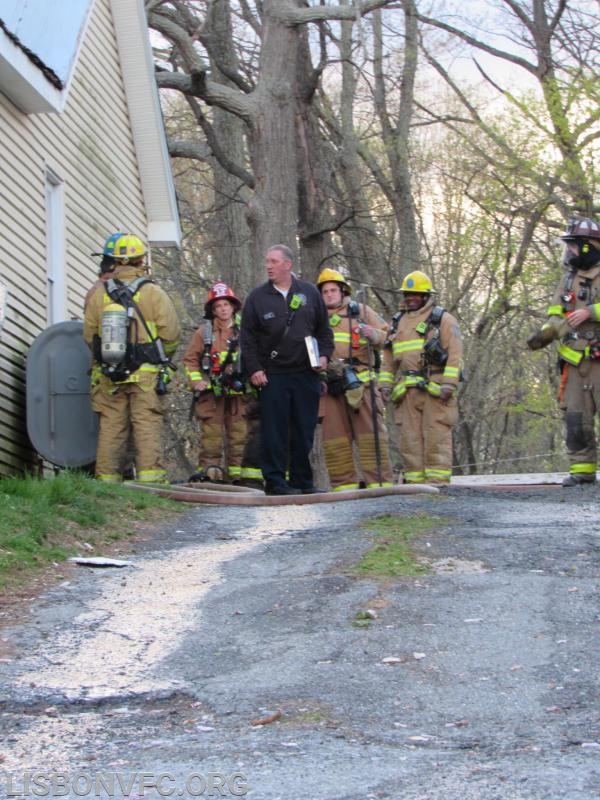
[0,0,180,476]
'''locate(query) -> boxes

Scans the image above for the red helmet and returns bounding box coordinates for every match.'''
[204,282,241,319]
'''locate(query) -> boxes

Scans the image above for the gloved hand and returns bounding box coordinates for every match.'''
[380,387,391,404]
[526,327,555,351]
[439,384,454,402]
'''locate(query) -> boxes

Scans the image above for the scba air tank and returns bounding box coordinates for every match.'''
[101,305,129,364]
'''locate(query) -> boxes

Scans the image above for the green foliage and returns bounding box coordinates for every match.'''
[0,471,181,589]
[351,513,448,578]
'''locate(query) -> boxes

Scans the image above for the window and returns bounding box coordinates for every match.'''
[45,169,66,324]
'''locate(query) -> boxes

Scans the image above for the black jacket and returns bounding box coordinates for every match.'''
[240,277,334,375]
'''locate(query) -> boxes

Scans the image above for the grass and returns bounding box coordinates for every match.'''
[0,470,182,590]
[352,512,449,578]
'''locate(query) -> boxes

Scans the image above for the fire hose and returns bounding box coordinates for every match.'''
[125,482,440,505]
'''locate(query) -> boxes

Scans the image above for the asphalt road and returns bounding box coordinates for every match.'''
[1,484,600,799]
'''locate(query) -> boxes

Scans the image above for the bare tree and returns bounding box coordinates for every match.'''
[146,0,399,279]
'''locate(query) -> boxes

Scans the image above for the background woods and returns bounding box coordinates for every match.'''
[145,0,599,480]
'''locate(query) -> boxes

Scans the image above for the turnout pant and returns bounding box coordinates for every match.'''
[393,388,457,483]
[563,359,600,479]
[321,386,393,490]
[92,381,166,483]
[193,393,249,481]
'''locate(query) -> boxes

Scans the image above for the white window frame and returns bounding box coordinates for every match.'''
[45,169,66,324]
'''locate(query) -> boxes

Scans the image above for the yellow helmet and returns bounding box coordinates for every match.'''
[112,234,147,262]
[317,267,351,296]
[401,270,434,294]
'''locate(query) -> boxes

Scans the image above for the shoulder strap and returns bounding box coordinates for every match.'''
[269,291,304,360]
[104,276,152,307]
[104,277,158,347]
[428,305,445,327]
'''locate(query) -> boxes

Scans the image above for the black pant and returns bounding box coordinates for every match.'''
[259,370,321,490]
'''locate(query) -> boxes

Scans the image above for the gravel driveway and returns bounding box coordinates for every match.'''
[1,483,599,799]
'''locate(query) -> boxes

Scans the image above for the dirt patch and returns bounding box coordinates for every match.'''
[0,514,178,636]
[426,557,491,574]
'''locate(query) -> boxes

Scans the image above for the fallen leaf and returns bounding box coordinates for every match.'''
[251,709,282,727]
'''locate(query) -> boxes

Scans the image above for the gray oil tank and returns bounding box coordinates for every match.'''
[26,320,98,467]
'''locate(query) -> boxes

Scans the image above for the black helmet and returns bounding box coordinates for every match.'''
[560,217,600,242]
[561,218,600,271]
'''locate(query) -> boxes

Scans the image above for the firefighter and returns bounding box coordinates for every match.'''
[317,268,394,491]
[387,271,462,485]
[83,234,181,484]
[527,217,600,486]
[183,282,260,485]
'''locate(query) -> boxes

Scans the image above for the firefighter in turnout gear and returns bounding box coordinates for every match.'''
[527,217,600,487]
[387,271,462,485]
[83,234,181,484]
[182,282,259,485]
[317,269,394,491]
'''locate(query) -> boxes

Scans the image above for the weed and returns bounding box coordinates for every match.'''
[351,512,449,578]
[0,471,181,590]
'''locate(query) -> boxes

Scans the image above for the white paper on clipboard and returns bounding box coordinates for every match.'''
[305,335,320,367]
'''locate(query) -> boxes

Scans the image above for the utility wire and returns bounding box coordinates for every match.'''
[452,451,561,472]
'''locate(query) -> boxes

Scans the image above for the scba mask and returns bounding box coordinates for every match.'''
[564,240,600,271]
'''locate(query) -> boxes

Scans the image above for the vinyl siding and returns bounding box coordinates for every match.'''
[0,0,151,475]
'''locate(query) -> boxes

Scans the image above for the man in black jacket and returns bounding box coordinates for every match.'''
[240,245,334,495]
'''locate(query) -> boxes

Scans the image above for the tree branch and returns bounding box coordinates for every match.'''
[273,0,399,26]
[415,10,537,76]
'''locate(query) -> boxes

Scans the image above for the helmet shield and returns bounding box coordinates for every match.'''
[204,282,241,319]
[112,235,147,261]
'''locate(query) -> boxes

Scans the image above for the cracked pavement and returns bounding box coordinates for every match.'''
[1,486,600,799]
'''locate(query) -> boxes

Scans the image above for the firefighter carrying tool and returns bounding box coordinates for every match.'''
[385,270,462,485]
[527,216,600,486]
[317,268,394,491]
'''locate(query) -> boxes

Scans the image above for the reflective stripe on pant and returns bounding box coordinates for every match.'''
[321,386,393,489]
[92,382,166,481]
[563,360,600,474]
[393,388,457,482]
[241,399,263,481]
[194,393,248,474]
[259,370,320,489]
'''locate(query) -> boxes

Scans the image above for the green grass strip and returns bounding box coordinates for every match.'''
[353,512,448,577]
[0,470,181,588]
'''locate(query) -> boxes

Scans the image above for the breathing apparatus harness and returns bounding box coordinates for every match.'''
[419,305,448,372]
[197,321,244,399]
[390,304,451,403]
[558,267,600,362]
[95,276,175,393]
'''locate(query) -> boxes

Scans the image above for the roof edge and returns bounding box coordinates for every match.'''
[0,21,64,112]
[110,0,181,249]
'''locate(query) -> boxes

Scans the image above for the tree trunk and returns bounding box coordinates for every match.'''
[205,1,254,295]
[246,0,301,266]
